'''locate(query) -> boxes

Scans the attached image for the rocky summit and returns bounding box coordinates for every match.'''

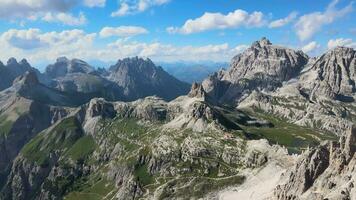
[202,38,309,104]
[0,38,355,200]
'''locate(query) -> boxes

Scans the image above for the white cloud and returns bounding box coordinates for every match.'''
[111,0,170,17]
[111,3,130,17]
[0,28,249,64]
[327,38,356,49]
[105,40,245,62]
[301,41,320,53]
[0,28,96,62]
[167,9,266,34]
[99,26,148,38]
[42,12,87,26]
[295,0,353,41]
[269,11,297,28]
[1,29,48,50]
[83,0,106,7]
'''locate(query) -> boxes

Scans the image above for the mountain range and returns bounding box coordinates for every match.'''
[0,38,355,200]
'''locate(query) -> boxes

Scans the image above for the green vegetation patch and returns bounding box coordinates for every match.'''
[65,135,96,161]
[241,109,337,154]
[64,176,115,200]
[134,163,153,186]
[0,115,14,137]
[21,117,85,166]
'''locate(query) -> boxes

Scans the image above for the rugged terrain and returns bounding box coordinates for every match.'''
[0,38,355,199]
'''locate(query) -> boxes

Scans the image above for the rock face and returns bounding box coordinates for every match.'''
[235,43,356,135]
[45,57,95,79]
[188,82,206,99]
[274,127,356,200]
[224,38,308,83]
[202,38,308,104]
[0,58,40,91]
[42,56,190,102]
[308,47,356,101]
[108,57,190,101]
[44,57,121,98]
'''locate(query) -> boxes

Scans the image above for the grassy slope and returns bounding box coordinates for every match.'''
[240,108,337,153]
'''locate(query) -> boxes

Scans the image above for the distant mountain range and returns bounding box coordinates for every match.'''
[159,61,228,83]
[0,38,355,200]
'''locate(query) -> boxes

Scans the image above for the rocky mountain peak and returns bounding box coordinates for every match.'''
[225,38,308,83]
[56,56,69,63]
[188,82,206,98]
[45,57,94,78]
[109,57,157,73]
[107,56,190,101]
[7,57,18,65]
[252,37,272,47]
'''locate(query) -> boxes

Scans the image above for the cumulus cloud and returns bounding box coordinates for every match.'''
[269,11,297,28]
[99,26,148,38]
[327,38,356,49]
[1,29,48,50]
[0,28,96,63]
[0,28,249,64]
[111,0,170,17]
[301,41,320,53]
[167,9,266,34]
[105,40,246,62]
[42,12,87,26]
[295,0,353,41]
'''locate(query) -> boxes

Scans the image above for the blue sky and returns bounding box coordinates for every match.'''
[0,0,355,68]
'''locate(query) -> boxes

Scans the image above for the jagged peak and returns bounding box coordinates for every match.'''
[19,58,29,65]
[7,57,18,65]
[188,82,206,98]
[56,56,69,63]
[116,56,154,65]
[252,37,272,48]
[327,46,355,55]
[110,56,157,72]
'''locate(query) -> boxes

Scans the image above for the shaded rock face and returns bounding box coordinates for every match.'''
[202,38,309,104]
[0,58,38,91]
[274,127,356,200]
[0,100,69,191]
[87,98,117,119]
[309,47,356,101]
[108,57,190,101]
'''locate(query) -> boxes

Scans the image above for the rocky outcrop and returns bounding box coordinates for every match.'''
[188,82,206,99]
[274,127,356,200]
[202,38,308,104]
